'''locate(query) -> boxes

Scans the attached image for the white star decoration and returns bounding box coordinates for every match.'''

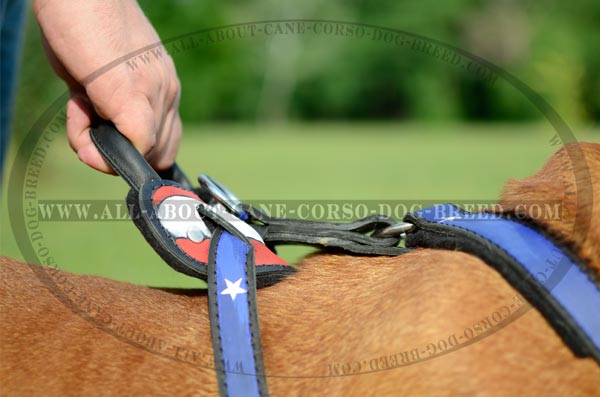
[440,216,461,223]
[220,278,247,301]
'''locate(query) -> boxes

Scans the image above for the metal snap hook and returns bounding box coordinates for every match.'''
[197,174,248,220]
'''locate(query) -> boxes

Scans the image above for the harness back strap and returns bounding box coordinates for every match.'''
[404,204,600,364]
[208,228,267,397]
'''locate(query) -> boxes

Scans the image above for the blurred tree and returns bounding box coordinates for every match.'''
[12,0,600,128]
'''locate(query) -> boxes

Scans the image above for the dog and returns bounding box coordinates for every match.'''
[1,142,599,396]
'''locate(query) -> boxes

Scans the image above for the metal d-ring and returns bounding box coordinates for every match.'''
[373,221,415,238]
[197,174,248,220]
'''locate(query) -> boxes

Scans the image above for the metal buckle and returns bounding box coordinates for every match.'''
[197,174,248,220]
[372,221,414,239]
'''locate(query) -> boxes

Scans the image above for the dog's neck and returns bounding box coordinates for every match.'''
[499,142,600,280]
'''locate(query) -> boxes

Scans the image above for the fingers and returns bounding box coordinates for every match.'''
[145,72,181,170]
[108,94,158,157]
[66,75,181,174]
[151,109,182,171]
[66,95,113,174]
[108,79,179,171]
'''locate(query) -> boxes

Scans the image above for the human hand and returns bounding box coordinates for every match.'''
[33,0,181,173]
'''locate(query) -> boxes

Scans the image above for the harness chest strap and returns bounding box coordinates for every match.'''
[404,204,600,364]
[207,227,267,397]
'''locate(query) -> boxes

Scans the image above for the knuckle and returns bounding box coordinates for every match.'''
[154,157,174,171]
[143,131,158,153]
[170,77,181,101]
[116,97,157,155]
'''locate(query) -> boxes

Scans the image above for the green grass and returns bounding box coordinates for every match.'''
[2,122,598,287]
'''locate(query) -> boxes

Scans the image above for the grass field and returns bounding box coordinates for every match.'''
[1,122,597,288]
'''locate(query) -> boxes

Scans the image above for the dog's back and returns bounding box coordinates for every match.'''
[2,143,600,396]
[3,252,600,395]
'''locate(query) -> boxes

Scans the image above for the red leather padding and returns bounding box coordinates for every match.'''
[152,185,201,206]
[176,238,289,267]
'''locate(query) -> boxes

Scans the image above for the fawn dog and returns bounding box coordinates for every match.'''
[1,142,599,396]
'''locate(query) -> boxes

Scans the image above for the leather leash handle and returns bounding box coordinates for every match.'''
[89,120,192,189]
[90,121,160,191]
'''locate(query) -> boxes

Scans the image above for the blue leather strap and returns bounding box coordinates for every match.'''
[404,204,600,364]
[208,229,267,397]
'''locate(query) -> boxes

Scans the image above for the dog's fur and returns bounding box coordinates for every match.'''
[2,143,600,396]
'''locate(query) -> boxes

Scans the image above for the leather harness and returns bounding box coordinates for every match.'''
[90,122,600,397]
